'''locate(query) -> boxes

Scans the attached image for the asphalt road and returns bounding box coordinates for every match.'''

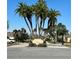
[7,47,71,59]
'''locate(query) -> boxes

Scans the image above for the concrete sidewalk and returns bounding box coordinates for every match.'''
[8,43,70,48]
[8,43,29,48]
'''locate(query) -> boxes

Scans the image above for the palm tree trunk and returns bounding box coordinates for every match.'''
[36,17,38,36]
[43,20,45,28]
[62,35,64,45]
[38,19,40,38]
[29,18,33,39]
[42,20,45,35]
[39,19,43,37]
[24,17,31,33]
[57,32,58,42]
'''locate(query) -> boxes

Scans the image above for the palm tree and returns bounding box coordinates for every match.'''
[15,2,33,35]
[47,9,60,43]
[48,9,60,28]
[34,0,48,37]
[57,23,68,45]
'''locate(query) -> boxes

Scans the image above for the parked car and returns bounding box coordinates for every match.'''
[7,38,15,44]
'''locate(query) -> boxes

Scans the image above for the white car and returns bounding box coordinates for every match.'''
[7,39,15,44]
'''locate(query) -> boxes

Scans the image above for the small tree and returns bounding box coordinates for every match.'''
[13,28,29,42]
[57,23,68,45]
[13,29,18,42]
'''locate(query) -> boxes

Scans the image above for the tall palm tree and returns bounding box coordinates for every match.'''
[48,9,60,28]
[34,0,48,37]
[15,2,33,34]
[47,9,60,43]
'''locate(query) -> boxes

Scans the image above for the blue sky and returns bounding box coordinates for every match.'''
[7,0,71,33]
